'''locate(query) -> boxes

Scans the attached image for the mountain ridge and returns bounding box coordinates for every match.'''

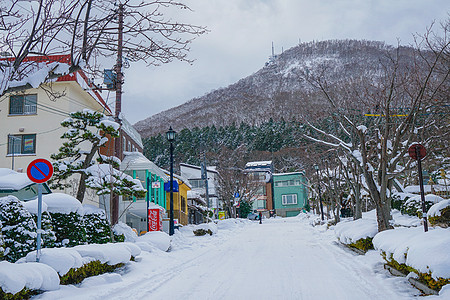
[134,39,399,138]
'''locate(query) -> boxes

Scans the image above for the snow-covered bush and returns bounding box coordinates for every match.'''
[0,261,60,298]
[137,231,170,252]
[334,217,378,252]
[373,227,450,292]
[113,221,138,243]
[0,221,4,260]
[23,200,57,249]
[83,205,112,244]
[51,212,86,247]
[43,193,86,247]
[401,195,437,218]
[428,200,450,228]
[0,196,37,262]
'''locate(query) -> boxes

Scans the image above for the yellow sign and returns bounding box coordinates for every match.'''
[218,211,226,220]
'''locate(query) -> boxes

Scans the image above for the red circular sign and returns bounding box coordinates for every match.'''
[408,144,427,160]
[27,159,54,183]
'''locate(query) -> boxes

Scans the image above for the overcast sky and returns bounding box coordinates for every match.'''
[119,0,449,124]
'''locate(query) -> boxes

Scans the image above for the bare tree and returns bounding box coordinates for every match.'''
[303,21,449,232]
[0,0,207,95]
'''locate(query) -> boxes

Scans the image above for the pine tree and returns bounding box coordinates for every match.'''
[50,109,146,202]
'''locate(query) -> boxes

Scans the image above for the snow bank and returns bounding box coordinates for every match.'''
[23,199,48,215]
[79,273,122,288]
[42,193,82,214]
[113,221,138,242]
[428,200,450,217]
[73,243,132,265]
[25,248,83,276]
[373,227,450,279]
[0,261,60,294]
[194,222,218,234]
[137,231,170,252]
[391,209,421,227]
[334,218,378,244]
[216,218,249,230]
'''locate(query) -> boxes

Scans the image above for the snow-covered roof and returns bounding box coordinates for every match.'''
[245,161,273,168]
[161,168,192,189]
[273,171,305,177]
[404,185,447,194]
[180,163,218,174]
[121,117,143,149]
[0,168,34,191]
[120,152,168,182]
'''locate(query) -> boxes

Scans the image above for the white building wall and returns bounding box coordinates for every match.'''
[0,81,110,206]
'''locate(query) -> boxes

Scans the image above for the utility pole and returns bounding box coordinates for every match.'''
[111,3,124,225]
[201,155,210,219]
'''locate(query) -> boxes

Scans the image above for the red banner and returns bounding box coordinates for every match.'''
[148,209,161,231]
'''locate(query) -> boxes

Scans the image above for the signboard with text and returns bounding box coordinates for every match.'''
[148,209,162,231]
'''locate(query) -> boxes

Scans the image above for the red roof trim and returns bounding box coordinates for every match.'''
[2,54,111,113]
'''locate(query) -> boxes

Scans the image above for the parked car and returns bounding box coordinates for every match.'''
[247,212,259,220]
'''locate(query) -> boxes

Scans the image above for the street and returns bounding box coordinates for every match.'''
[36,216,418,300]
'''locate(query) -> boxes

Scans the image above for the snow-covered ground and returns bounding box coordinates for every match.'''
[29,215,449,300]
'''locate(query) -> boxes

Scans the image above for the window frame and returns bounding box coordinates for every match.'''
[7,134,37,155]
[9,94,37,115]
[282,194,298,205]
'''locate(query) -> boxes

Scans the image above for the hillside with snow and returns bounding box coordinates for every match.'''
[134,40,411,137]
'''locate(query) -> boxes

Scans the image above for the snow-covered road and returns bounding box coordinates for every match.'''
[36,216,419,300]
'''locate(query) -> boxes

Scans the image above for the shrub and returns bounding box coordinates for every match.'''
[349,237,374,252]
[193,228,213,236]
[50,212,86,247]
[428,200,450,228]
[401,196,434,218]
[31,211,57,249]
[0,196,37,262]
[60,260,124,285]
[382,252,449,292]
[84,208,112,244]
[0,288,39,300]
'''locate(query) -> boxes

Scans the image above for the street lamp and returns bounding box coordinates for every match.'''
[314,164,324,221]
[166,126,176,236]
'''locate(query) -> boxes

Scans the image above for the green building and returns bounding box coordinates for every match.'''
[273,172,308,217]
[120,152,168,233]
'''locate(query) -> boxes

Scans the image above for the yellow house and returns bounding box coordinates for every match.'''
[165,173,191,225]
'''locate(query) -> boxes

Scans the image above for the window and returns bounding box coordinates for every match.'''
[275,179,302,187]
[282,194,298,205]
[9,94,37,115]
[189,179,205,189]
[181,196,186,213]
[8,134,36,155]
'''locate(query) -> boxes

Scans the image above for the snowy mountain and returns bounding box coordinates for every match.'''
[134,40,406,138]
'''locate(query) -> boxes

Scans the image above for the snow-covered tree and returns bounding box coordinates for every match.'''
[304,21,449,231]
[50,109,121,202]
[0,196,37,262]
[0,0,206,96]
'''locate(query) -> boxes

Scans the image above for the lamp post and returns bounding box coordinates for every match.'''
[166,126,177,236]
[314,164,324,221]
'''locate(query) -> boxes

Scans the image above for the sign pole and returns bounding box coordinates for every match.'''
[26,158,54,262]
[146,175,150,232]
[36,183,43,262]
[415,146,428,232]
[408,144,428,232]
